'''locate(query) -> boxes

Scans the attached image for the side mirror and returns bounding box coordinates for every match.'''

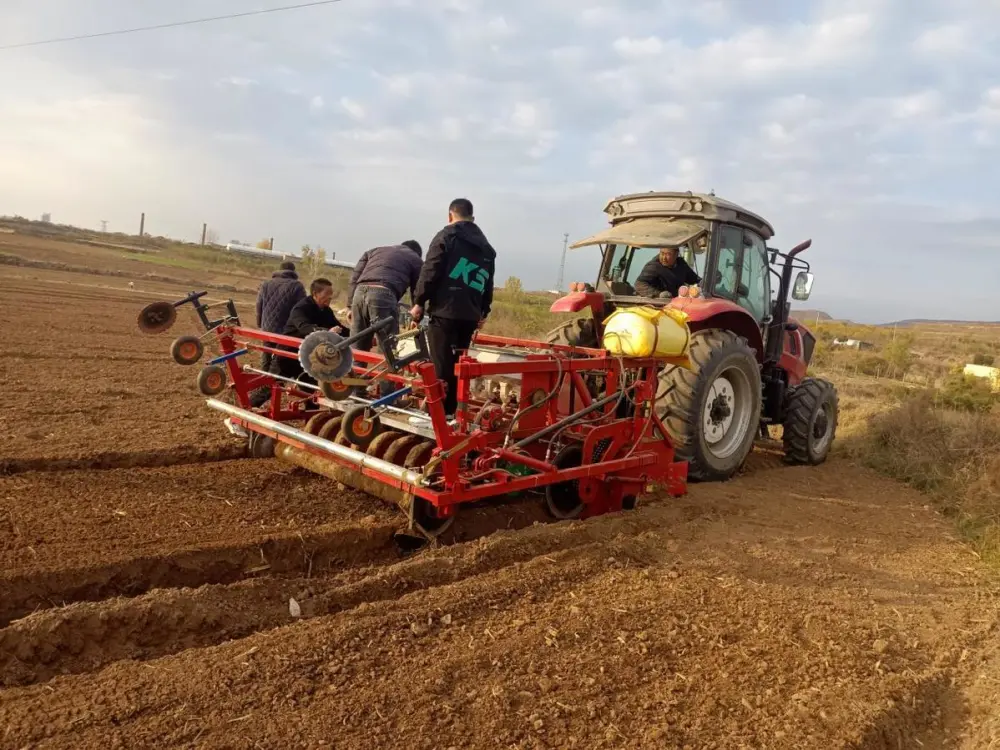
[792,271,814,301]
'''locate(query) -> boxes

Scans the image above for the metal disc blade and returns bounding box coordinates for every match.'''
[138,301,177,334]
[299,330,352,381]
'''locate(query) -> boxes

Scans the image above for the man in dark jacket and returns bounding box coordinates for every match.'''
[411,198,496,416]
[634,246,701,299]
[251,261,306,406]
[348,240,423,352]
[271,278,346,383]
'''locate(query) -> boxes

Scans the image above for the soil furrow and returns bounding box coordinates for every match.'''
[0,444,248,476]
[0,520,401,628]
[0,523,616,687]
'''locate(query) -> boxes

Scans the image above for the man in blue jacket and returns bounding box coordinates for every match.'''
[251,261,305,407]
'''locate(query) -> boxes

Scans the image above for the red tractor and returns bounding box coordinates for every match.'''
[547,191,838,481]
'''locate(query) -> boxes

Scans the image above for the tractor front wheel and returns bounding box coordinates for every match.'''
[656,329,762,482]
[782,377,839,465]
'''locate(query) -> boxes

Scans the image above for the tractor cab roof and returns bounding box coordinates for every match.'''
[570,191,775,250]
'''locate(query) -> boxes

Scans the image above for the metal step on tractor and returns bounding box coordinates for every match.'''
[546,191,839,481]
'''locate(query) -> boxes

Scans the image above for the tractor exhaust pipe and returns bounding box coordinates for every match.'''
[204,399,425,487]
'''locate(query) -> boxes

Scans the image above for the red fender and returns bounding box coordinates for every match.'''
[549,291,605,320]
[669,297,765,361]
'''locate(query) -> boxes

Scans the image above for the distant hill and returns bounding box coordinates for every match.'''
[791,309,833,322]
[879,319,1000,328]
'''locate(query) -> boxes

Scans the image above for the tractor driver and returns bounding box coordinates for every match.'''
[633,245,701,299]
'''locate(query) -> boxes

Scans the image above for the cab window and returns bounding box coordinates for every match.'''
[738,231,771,322]
[712,226,743,300]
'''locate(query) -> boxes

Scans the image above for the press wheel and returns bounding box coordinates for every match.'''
[317,415,343,441]
[366,431,404,460]
[304,411,335,436]
[383,434,423,466]
[544,443,585,520]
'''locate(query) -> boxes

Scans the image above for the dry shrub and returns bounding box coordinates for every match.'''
[935,370,998,413]
[854,393,1000,556]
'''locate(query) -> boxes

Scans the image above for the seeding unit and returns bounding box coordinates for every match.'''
[138,292,689,538]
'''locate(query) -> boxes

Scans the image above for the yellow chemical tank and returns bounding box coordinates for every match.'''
[602,306,691,359]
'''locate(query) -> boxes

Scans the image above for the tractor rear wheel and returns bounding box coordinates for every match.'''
[782,377,838,465]
[545,317,598,348]
[656,329,762,481]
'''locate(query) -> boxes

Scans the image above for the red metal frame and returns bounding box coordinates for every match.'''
[202,323,689,522]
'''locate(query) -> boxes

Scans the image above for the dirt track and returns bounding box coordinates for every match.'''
[2,251,999,748]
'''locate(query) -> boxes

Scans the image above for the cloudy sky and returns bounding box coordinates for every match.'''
[1,0,998,322]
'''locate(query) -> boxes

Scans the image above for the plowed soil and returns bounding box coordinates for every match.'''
[1,246,998,749]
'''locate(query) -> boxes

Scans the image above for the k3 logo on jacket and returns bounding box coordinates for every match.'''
[448,257,490,293]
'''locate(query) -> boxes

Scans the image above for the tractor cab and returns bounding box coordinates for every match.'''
[563,192,814,336]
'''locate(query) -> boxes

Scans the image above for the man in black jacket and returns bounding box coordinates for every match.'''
[634,246,701,299]
[411,198,496,417]
[251,261,306,406]
[271,278,346,383]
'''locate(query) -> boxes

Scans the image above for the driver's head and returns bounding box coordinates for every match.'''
[310,278,334,308]
[658,247,679,267]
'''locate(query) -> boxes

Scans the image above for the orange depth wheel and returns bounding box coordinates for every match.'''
[170,335,204,366]
[197,365,228,396]
[341,405,382,448]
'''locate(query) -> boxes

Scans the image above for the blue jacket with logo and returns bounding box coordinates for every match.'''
[414,220,496,322]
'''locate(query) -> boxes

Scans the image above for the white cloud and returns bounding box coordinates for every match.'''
[612,36,664,58]
[339,97,365,120]
[913,23,971,55]
[510,102,539,129]
[889,90,943,119]
[218,76,257,87]
[309,95,324,112]
[762,122,792,143]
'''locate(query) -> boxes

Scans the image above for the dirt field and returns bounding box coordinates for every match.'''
[2,241,1000,749]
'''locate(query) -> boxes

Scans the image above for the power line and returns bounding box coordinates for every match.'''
[0,0,346,51]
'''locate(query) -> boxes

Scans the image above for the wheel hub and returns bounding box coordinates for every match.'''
[812,401,835,453]
[701,368,754,460]
[703,378,736,444]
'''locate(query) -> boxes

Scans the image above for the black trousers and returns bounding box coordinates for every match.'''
[427,316,478,415]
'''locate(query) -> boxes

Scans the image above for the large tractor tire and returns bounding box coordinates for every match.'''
[656,329,762,482]
[782,377,838,465]
[546,317,598,348]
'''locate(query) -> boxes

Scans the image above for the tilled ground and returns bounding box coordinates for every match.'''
[1,257,999,748]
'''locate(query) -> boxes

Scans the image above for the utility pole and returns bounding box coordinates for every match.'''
[268,237,274,252]
[139,212,145,237]
[201,223,207,245]
[557,232,569,291]
[100,220,108,233]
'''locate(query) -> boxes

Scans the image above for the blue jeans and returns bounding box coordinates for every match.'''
[351,285,401,396]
